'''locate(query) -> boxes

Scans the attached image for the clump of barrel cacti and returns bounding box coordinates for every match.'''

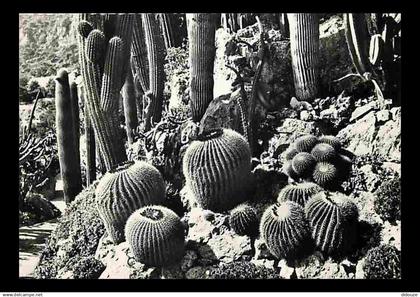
[305,191,359,256]
[55,68,82,204]
[182,128,253,212]
[186,13,219,122]
[287,13,320,101]
[125,205,185,267]
[277,182,322,207]
[95,161,166,244]
[363,244,401,279]
[260,201,313,261]
[229,203,259,237]
[282,134,351,190]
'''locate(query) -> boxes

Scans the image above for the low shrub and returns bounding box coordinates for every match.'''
[363,244,401,279]
[374,175,401,222]
[208,261,279,279]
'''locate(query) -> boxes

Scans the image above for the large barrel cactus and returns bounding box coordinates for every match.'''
[125,205,185,267]
[186,13,219,122]
[287,13,320,101]
[55,68,82,204]
[183,128,253,212]
[305,191,359,256]
[260,201,313,261]
[96,161,166,243]
[277,182,322,207]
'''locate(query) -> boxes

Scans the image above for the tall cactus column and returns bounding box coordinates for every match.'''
[288,13,320,102]
[187,13,218,122]
[122,69,138,145]
[55,69,82,204]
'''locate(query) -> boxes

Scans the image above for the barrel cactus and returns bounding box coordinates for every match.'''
[311,143,337,163]
[317,135,342,151]
[260,201,313,261]
[96,161,166,243]
[125,205,185,267]
[305,191,359,256]
[277,182,322,207]
[183,128,253,212]
[312,162,339,188]
[229,203,259,237]
[282,161,300,181]
[294,135,318,153]
[284,145,298,161]
[292,152,316,178]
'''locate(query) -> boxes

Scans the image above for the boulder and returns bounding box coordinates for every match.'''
[351,191,383,225]
[25,193,61,221]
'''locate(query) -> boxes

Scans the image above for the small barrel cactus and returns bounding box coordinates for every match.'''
[183,128,253,212]
[317,135,342,151]
[305,191,359,256]
[363,244,401,279]
[260,201,313,261]
[282,161,300,181]
[96,161,166,243]
[292,152,316,178]
[229,203,259,237]
[311,143,337,162]
[294,135,318,153]
[312,162,339,189]
[284,145,298,161]
[277,182,322,207]
[125,205,185,267]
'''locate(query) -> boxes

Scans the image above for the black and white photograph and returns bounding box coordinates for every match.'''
[17,13,402,282]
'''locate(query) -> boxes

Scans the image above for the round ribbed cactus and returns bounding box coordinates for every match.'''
[282,161,300,181]
[312,162,339,189]
[284,145,298,161]
[305,191,359,256]
[182,128,253,212]
[229,203,259,237]
[96,161,166,244]
[292,152,316,177]
[125,205,185,267]
[294,135,318,153]
[260,201,313,260]
[277,182,322,207]
[311,143,337,162]
[317,135,342,151]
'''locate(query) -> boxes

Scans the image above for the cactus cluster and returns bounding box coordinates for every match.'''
[305,191,359,256]
[282,134,352,190]
[125,205,185,267]
[95,161,166,244]
[183,128,253,212]
[229,203,259,237]
[260,201,313,261]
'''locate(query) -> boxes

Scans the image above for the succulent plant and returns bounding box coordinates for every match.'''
[311,143,337,163]
[95,161,166,244]
[374,176,401,222]
[277,182,322,207]
[305,191,359,256]
[260,201,313,261]
[317,135,342,151]
[284,145,298,161]
[292,152,316,177]
[294,135,318,153]
[55,68,82,204]
[287,13,320,101]
[122,70,138,145]
[282,161,300,181]
[363,244,401,279]
[369,34,385,66]
[312,162,339,189]
[229,203,259,237]
[183,128,253,212]
[125,205,185,267]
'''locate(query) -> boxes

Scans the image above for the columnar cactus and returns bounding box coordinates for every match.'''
[122,70,138,145]
[187,13,219,122]
[277,182,322,207]
[95,161,166,244]
[229,203,259,237]
[83,93,96,186]
[183,128,253,212]
[70,80,80,166]
[55,68,82,204]
[131,14,150,95]
[287,13,320,101]
[344,13,370,75]
[142,13,166,131]
[260,201,313,260]
[125,205,185,267]
[77,14,133,171]
[305,191,359,256]
[158,13,175,49]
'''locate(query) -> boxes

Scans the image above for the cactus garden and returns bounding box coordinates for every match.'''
[19,13,401,280]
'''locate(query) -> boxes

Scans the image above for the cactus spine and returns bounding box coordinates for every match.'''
[344,13,370,75]
[122,70,138,145]
[95,161,166,244]
[288,13,320,101]
[55,69,82,204]
[187,13,218,122]
[183,128,253,212]
[260,201,313,261]
[125,205,185,267]
[142,13,165,131]
[305,191,359,256]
